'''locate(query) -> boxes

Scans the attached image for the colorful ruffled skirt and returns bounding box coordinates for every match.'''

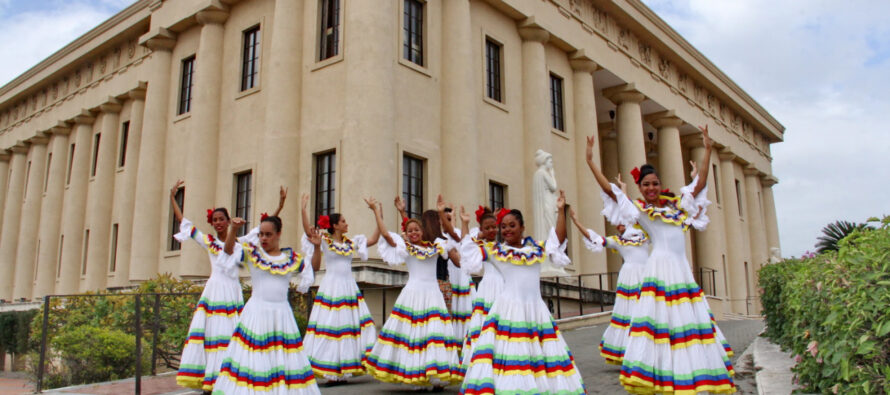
[456,272,504,378]
[212,298,319,394]
[176,277,244,391]
[448,261,476,344]
[459,298,586,394]
[600,260,646,365]
[363,281,461,387]
[303,275,376,380]
[619,253,735,394]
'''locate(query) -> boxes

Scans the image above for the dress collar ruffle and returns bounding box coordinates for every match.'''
[635,195,690,231]
[486,236,547,266]
[244,244,305,275]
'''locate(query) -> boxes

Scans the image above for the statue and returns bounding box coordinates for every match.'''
[532,149,566,276]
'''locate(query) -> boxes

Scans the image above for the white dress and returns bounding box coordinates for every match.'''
[300,233,376,381]
[459,230,585,395]
[580,227,650,365]
[447,229,478,345]
[174,218,254,391]
[606,181,736,394]
[212,235,320,395]
[363,233,462,387]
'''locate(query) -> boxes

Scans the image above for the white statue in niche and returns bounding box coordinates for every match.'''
[532,149,566,276]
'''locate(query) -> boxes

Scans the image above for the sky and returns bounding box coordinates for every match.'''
[1,1,888,257]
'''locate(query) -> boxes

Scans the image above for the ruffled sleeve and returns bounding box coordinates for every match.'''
[601,184,639,226]
[173,218,205,249]
[459,236,485,275]
[581,228,606,253]
[679,176,711,230]
[296,253,315,293]
[377,232,408,266]
[545,228,571,267]
[352,234,369,261]
[219,243,244,277]
[237,226,260,244]
[468,227,480,239]
[300,233,316,263]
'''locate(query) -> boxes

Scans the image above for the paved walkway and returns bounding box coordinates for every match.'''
[11,319,764,394]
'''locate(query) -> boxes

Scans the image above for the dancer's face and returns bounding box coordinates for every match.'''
[405,222,423,244]
[332,216,348,234]
[499,214,524,245]
[638,174,662,204]
[211,212,229,234]
[258,222,280,252]
[480,218,498,242]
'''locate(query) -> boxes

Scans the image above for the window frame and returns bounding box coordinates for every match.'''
[241,25,261,92]
[118,121,129,168]
[402,0,425,67]
[402,154,425,219]
[549,73,565,132]
[488,180,506,211]
[178,55,196,115]
[90,133,100,177]
[170,187,184,251]
[314,150,337,222]
[66,143,75,185]
[735,179,744,217]
[484,37,503,103]
[317,0,341,61]
[234,170,253,237]
[43,152,52,192]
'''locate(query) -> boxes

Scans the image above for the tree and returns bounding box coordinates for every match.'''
[815,220,869,253]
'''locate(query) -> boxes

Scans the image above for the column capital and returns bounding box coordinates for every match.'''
[0,151,9,161]
[645,110,684,129]
[718,149,735,162]
[139,27,176,51]
[604,83,646,104]
[569,50,598,73]
[50,121,72,136]
[761,175,779,187]
[99,97,122,114]
[743,165,760,177]
[26,135,49,146]
[72,109,97,125]
[517,18,550,43]
[10,141,29,154]
[196,1,230,25]
[128,82,147,101]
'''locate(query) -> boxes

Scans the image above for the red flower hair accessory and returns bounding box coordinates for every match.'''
[631,167,641,184]
[317,215,330,229]
[260,212,270,221]
[206,208,215,224]
[401,216,410,231]
[495,208,511,225]
[660,188,671,195]
[475,206,486,223]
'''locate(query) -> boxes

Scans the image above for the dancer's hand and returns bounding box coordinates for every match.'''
[585,135,596,162]
[699,124,711,150]
[307,228,322,246]
[615,174,628,194]
[394,196,406,212]
[556,190,566,210]
[689,160,699,179]
[170,179,183,199]
[459,206,471,224]
[231,217,246,230]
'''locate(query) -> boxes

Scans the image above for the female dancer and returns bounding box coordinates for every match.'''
[213,216,320,394]
[299,194,379,383]
[172,181,286,392]
[585,126,736,394]
[457,192,585,394]
[568,205,649,366]
[362,197,461,389]
[456,206,500,356]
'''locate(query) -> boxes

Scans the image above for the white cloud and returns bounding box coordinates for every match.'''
[643,0,890,257]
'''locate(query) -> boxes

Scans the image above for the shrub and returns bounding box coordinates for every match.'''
[759,216,890,394]
[38,326,150,389]
[0,310,37,356]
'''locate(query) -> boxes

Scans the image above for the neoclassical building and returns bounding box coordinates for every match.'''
[0,0,782,316]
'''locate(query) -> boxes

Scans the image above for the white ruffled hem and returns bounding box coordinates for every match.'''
[376,232,408,266]
[680,176,712,230]
[601,184,639,226]
[296,267,314,294]
[582,229,605,253]
[173,218,195,242]
[545,228,571,268]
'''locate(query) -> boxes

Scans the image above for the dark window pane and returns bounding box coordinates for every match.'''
[319,0,340,60]
[241,26,261,91]
[315,151,336,221]
[550,73,564,131]
[170,188,184,250]
[235,171,252,236]
[118,121,129,167]
[403,0,424,66]
[179,56,195,115]
[485,39,502,102]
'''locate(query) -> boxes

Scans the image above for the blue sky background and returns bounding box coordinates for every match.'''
[1,1,888,257]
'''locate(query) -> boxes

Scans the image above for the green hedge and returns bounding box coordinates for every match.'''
[0,309,37,355]
[759,216,890,394]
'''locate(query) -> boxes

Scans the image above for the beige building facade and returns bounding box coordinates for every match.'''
[0,0,783,315]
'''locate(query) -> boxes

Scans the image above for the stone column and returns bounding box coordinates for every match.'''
[33,125,71,298]
[342,0,397,235]
[648,110,693,265]
[0,154,10,232]
[82,99,122,292]
[56,111,96,294]
[181,4,229,278]
[130,28,175,282]
[690,145,728,299]
[604,83,646,198]
[760,175,781,259]
[569,51,606,275]
[113,88,146,288]
[261,0,303,248]
[441,0,479,205]
[13,138,48,299]
[744,166,768,313]
[518,19,550,214]
[718,150,747,313]
[0,144,29,300]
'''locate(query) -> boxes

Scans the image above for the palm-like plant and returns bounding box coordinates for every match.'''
[815,220,869,253]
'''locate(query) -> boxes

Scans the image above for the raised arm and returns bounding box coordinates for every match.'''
[307,227,323,271]
[394,196,408,220]
[224,217,245,255]
[437,195,460,241]
[692,125,712,197]
[170,180,184,222]
[555,190,567,244]
[367,197,395,247]
[459,206,471,239]
[273,186,287,217]
[586,135,616,201]
[568,208,590,241]
[300,194,313,236]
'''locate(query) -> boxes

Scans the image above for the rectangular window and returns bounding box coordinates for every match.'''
[66,143,75,185]
[170,187,184,251]
[90,133,100,177]
[81,229,90,275]
[23,160,31,199]
[712,164,720,203]
[178,56,195,115]
[33,240,40,278]
[109,223,119,272]
[234,171,252,237]
[403,0,424,66]
[550,73,565,131]
[735,179,743,216]
[241,26,261,91]
[485,38,503,102]
[118,121,129,168]
[489,181,506,211]
[314,151,336,221]
[318,0,340,61]
[57,235,64,278]
[44,153,52,192]
[402,154,424,219]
